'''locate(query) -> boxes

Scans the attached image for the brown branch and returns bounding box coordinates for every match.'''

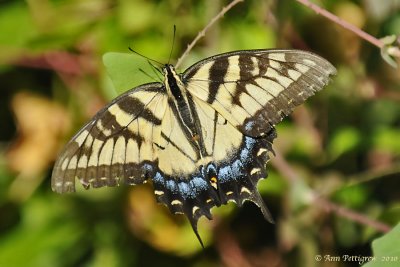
[295,0,400,58]
[272,151,392,233]
[314,195,392,233]
[175,0,244,69]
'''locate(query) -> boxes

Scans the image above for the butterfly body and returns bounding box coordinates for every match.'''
[52,49,336,245]
[163,64,206,158]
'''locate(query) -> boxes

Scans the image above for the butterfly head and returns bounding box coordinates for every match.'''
[162,64,177,76]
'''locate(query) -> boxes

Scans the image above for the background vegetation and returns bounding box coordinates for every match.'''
[0,0,399,266]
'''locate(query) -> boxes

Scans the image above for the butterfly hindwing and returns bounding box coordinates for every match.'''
[52,83,167,193]
[151,95,276,239]
[184,49,336,137]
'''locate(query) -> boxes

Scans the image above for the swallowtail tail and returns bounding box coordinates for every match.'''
[52,49,336,245]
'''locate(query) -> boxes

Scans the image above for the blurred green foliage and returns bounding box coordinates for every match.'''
[0,0,399,266]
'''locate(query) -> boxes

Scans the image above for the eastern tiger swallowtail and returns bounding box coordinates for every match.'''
[51,49,336,246]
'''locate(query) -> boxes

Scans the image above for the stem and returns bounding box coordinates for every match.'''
[313,194,391,233]
[295,0,400,57]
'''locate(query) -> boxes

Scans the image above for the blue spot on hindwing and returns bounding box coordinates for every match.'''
[241,137,256,159]
[178,182,192,199]
[232,160,243,175]
[189,177,208,192]
[218,165,234,183]
[153,172,164,184]
[166,180,177,193]
[142,163,154,172]
[244,120,255,131]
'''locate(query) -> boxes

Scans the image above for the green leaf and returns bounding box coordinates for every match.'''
[373,128,400,153]
[363,223,400,267]
[381,46,398,69]
[380,35,399,69]
[103,52,158,95]
[328,127,361,161]
[333,185,369,209]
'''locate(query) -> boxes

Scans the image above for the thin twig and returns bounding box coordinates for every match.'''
[175,0,244,69]
[313,194,392,233]
[295,0,400,58]
[272,151,392,233]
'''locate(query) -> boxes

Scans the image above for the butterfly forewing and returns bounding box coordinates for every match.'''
[184,49,336,137]
[51,83,167,193]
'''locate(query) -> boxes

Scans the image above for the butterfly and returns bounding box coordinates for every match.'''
[51,49,336,246]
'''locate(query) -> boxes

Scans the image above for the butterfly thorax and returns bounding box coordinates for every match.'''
[163,64,207,158]
[163,64,186,101]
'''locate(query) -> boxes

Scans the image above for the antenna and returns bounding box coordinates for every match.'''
[128,47,164,66]
[138,68,162,83]
[146,60,163,80]
[168,25,176,64]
